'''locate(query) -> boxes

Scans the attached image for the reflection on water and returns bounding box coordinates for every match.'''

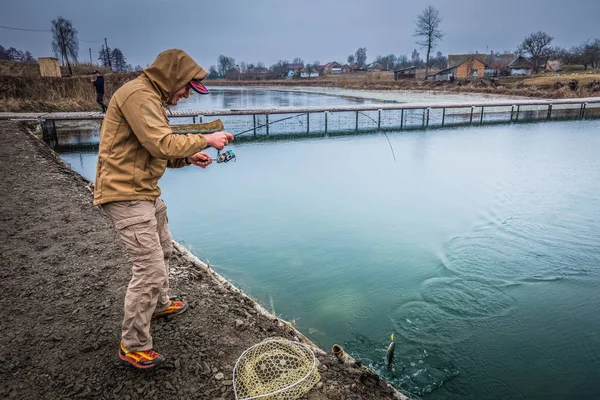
[57,88,600,400]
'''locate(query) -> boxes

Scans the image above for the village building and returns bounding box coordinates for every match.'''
[393,66,416,80]
[428,56,487,80]
[546,60,563,72]
[367,63,386,72]
[283,63,304,78]
[508,56,534,76]
[448,52,514,77]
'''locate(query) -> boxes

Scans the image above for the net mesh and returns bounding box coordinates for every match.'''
[233,337,321,400]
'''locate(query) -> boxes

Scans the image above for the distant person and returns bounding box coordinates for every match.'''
[90,70,107,113]
[93,49,234,369]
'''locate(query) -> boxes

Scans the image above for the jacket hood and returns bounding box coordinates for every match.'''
[142,49,208,102]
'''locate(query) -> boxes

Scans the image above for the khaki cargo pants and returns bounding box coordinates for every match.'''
[102,198,173,351]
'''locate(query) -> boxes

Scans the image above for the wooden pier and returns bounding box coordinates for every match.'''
[2,97,599,147]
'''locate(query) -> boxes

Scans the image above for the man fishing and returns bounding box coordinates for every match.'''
[93,49,234,369]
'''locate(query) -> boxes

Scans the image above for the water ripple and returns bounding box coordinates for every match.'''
[389,300,474,345]
[420,277,517,319]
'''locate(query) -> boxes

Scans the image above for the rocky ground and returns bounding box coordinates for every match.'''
[0,120,408,399]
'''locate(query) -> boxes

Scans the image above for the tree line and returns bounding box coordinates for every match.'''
[0,45,36,62]
[5,8,599,78]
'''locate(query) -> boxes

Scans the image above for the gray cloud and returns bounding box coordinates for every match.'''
[1,0,599,68]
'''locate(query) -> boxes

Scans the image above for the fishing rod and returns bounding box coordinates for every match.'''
[210,112,309,164]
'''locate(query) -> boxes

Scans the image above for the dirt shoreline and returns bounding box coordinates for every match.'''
[0,120,410,400]
[2,71,599,112]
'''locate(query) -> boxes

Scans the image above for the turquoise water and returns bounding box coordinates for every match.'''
[60,90,600,399]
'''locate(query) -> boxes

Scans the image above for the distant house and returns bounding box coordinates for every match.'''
[300,67,319,78]
[350,63,366,72]
[367,63,386,72]
[508,56,533,76]
[394,66,416,80]
[448,52,514,77]
[427,66,456,81]
[546,60,563,72]
[427,56,487,80]
[342,64,352,73]
[283,63,304,78]
[320,61,343,74]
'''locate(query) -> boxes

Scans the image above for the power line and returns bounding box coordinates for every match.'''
[0,25,103,43]
[0,24,51,32]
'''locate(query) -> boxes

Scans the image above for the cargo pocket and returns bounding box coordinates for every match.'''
[115,210,161,257]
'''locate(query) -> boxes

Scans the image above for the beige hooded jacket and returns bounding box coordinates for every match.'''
[93,49,217,205]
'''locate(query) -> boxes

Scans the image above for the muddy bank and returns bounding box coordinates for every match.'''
[2,70,599,112]
[0,120,409,399]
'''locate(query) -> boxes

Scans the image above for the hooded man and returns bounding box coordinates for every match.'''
[93,49,234,369]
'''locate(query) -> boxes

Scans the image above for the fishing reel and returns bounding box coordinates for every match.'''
[216,149,236,163]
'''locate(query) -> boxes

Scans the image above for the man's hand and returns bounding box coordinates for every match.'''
[204,131,234,150]
[187,152,213,168]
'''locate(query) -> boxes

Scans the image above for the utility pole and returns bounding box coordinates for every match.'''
[104,38,112,71]
[58,26,73,76]
[89,48,93,64]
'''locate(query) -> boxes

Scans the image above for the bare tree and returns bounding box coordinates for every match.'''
[292,57,304,66]
[355,47,367,68]
[271,59,289,78]
[413,6,444,78]
[517,31,553,73]
[217,55,236,76]
[51,16,79,76]
[98,45,111,68]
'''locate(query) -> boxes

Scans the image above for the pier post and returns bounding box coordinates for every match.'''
[516,105,520,122]
[422,109,426,127]
[426,108,430,127]
[470,106,474,125]
[307,113,310,133]
[510,105,515,122]
[547,105,552,120]
[442,108,446,127]
[480,107,484,125]
[325,111,328,133]
[356,111,359,132]
[253,114,256,137]
[378,109,381,129]
[582,103,587,119]
[192,116,196,124]
[400,109,404,130]
[266,114,269,135]
[198,115,203,123]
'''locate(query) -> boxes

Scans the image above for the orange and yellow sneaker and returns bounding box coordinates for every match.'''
[118,342,164,369]
[152,301,189,319]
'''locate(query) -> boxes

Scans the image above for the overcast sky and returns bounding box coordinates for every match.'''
[1,0,599,68]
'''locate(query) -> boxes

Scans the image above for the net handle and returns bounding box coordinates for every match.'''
[233,339,318,400]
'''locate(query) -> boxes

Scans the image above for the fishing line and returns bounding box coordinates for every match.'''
[208,111,397,163]
[357,111,397,162]
[209,112,309,163]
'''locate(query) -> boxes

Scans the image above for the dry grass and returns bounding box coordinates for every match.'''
[0,60,111,78]
[522,71,600,86]
[0,72,139,112]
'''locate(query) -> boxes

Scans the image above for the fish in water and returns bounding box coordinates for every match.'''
[386,333,395,368]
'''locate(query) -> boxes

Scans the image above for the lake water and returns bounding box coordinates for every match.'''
[59,89,600,399]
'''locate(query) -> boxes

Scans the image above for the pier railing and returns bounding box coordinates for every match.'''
[2,97,599,148]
